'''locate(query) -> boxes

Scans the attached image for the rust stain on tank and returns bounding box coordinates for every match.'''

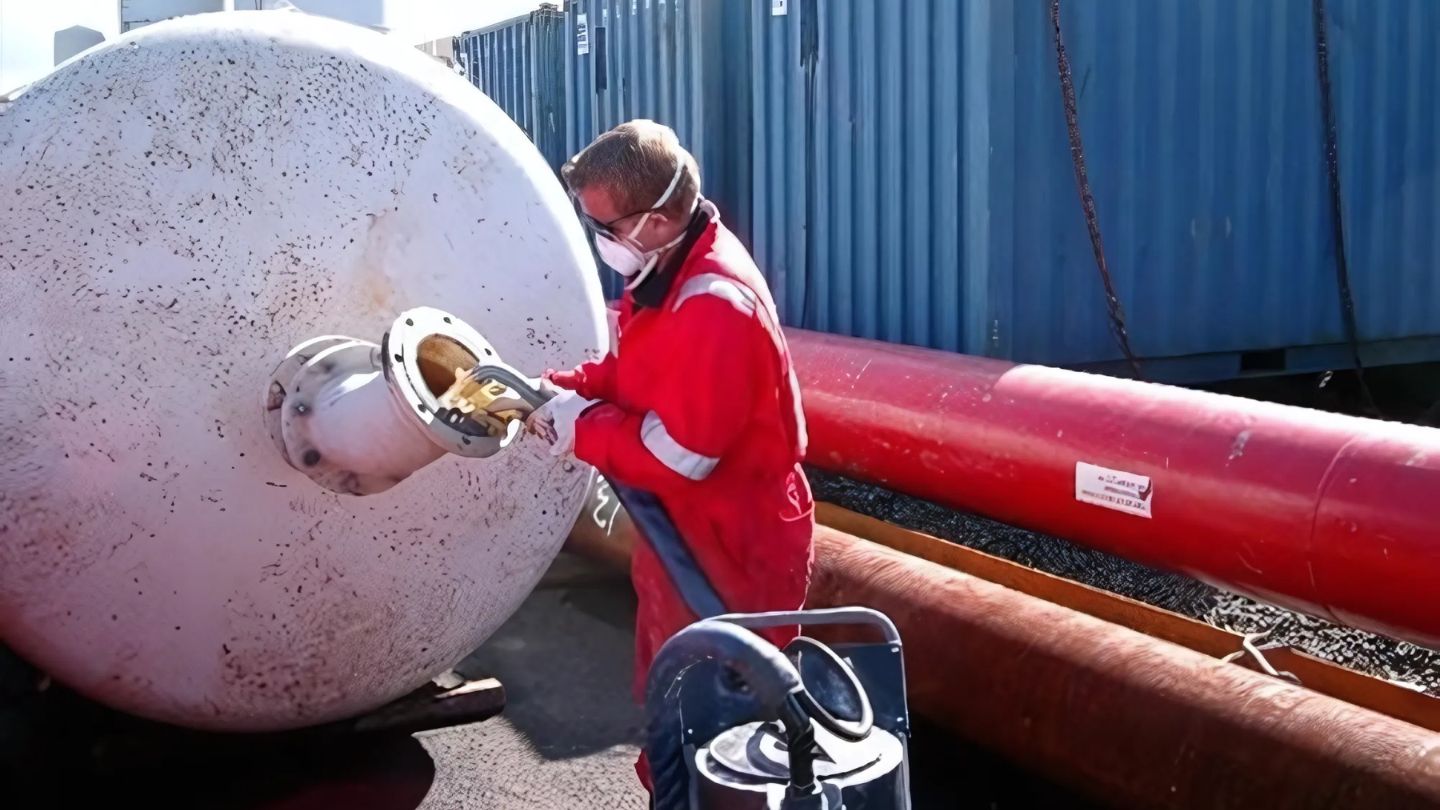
[0,10,605,731]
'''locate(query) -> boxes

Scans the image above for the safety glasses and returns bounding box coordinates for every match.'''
[567,152,686,239]
[573,200,662,239]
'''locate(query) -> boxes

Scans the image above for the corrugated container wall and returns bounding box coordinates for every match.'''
[751,0,967,351]
[121,0,224,33]
[469,0,1440,381]
[456,6,569,171]
[565,0,752,300]
[753,0,1440,380]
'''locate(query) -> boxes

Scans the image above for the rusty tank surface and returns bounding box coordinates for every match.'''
[0,9,606,731]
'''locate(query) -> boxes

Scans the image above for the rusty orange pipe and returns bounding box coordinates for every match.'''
[818,502,1440,733]
[810,527,1440,809]
[564,485,1440,808]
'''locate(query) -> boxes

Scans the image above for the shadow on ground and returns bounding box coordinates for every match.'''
[0,554,647,810]
[415,554,649,808]
[3,680,437,810]
[3,553,1097,809]
[454,557,643,759]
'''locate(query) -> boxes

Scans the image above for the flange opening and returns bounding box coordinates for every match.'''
[417,335,484,401]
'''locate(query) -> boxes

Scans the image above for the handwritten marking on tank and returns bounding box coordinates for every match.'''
[590,479,622,536]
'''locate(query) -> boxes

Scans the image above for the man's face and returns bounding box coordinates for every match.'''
[575,184,679,253]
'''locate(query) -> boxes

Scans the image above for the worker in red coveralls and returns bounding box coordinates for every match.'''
[526,119,815,792]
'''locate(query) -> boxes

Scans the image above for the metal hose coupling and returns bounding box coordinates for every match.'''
[262,306,539,495]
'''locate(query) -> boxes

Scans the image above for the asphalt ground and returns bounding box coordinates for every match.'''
[2,552,1092,809]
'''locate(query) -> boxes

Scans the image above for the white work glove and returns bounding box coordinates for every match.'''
[525,389,597,457]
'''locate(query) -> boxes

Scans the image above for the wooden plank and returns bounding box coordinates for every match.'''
[350,676,506,735]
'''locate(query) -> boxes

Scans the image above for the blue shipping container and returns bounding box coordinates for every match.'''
[564,0,752,299]
[456,5,569,171]
[751,0,1440,381]
[476,0,1440,382]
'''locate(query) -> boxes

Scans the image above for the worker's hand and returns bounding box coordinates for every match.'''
[525,389,596,457]
[544,368,583,392]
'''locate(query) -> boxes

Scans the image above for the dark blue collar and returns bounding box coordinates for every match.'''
[631,201,714,310]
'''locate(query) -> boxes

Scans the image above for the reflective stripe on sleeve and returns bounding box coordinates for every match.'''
[640,410,720,480]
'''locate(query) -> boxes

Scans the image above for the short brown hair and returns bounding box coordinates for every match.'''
[561,120,701,218]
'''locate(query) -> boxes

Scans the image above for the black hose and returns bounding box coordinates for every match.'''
[608,482,727,619]
[1050,0,1143,379]
[798,0,820,331]
[778,695,819,798]
[1311,0,1381,417]
[644,621,805,810]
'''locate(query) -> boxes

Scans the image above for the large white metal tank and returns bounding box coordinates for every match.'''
[0,9,606,730]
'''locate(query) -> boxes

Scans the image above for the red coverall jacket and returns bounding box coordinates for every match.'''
[553,214,815,702]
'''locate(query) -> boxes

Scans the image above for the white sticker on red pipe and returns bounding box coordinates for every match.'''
[1075,462,1153,519]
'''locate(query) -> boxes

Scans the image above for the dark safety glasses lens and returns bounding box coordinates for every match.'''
[576,210,613,236]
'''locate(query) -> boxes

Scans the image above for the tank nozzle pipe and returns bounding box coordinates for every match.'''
[261,306,531,495]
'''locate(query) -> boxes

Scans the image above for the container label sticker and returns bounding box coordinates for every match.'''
[576,14,590,55]
[1075,462,1153,519]
[772,0,789,15]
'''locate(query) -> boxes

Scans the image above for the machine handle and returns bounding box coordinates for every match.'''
[456,364,553,409]
[787,636,876,742]
[715,607,902,646]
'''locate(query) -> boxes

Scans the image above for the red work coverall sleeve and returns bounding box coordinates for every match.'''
[572,296,760,498]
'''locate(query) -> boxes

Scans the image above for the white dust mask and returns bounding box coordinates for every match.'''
[593,157,689,289]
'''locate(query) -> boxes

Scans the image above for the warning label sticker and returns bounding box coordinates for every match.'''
[1075,462,1153,519]
[576,14,590,55]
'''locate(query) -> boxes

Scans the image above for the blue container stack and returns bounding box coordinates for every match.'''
[460,0,1440,384]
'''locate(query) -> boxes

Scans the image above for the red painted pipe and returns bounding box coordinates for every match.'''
[785,329,1440,648]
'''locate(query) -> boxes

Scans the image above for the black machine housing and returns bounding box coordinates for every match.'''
[665,608,911,810]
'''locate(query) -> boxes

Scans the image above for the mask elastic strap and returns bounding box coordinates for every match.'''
[653,156,687,209]
[624,242,675,292]
[624,157,687,242]
[623,199,706,292]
